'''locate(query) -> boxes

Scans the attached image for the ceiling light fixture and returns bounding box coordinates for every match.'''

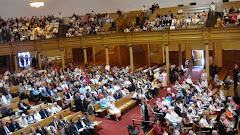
[30,1,45,8]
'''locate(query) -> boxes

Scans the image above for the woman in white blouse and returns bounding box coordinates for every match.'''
[199,114,212,131]
[108,100,121,121]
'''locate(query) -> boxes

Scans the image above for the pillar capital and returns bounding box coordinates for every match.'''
[127,43,133,47]
[104,44,109,48]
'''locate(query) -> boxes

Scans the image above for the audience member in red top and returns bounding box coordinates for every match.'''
[231,13,237,24]
[153,120,167,135]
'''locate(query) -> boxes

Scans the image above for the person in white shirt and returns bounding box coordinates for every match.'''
[18,114,28,128]
[53,102,62,113]
[201,70,208,88]
[48,104,57,115]
[161,97,170,107]
[165,109,181,129]
[33,110,42,122]
[186,75,193,85]
[199,114,212,130]
[210,2,216,12]
[105,65,110,71]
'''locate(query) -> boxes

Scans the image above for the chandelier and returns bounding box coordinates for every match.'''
[30,1,45,8]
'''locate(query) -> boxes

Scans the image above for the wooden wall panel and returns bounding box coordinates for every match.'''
[222,50,240,68]
[169,51,179,66]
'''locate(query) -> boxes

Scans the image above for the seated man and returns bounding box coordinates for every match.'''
[49,116,62,130]
[8,117,21,132]
[83,112,98,133]
[77,115,92,134]
[39,105,49,119]
[69,118,87,135]
[213,74,223,86]
[40,89,52,103]
[18,100,30,113]
[132,89,146,104]
[53,102,62,113]
[0,121,12,135]
[224,76,233,88]
[36,124,48,135]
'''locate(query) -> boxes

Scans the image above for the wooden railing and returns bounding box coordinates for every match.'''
[0,27,240,56]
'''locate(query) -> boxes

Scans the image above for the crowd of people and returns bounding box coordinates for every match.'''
[0,11,115,43]
[0,62,165,134]
[0,15,60,43]
[124,9,208,33]
[65,12,114,37]
[142,63,240,135]
[220,6,240,27]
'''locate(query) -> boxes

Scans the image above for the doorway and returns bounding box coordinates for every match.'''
[192,50,204,68]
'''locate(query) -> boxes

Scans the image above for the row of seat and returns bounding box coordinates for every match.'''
[94,92,136,118]
[10,108,102,135]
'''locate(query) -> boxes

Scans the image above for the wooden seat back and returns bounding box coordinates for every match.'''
[66,111,82,122]
[146,128,154,135]
[10,85,19,94]
[6,98,29,110]
[10,97,20,103]
[94,102,100,110]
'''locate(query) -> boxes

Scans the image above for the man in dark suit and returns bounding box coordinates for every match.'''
[18,100,30,113]
[233,64,239,97]
[8,118,21,132]
[64,124,72,135]
[74,93,83,112]
[49,116,62,130]
[147,67,154,82]
[76,115,92,135]
[36,124,48,135]
[39,105,49,119]
[69,118,84,135]
[0,121,11,135]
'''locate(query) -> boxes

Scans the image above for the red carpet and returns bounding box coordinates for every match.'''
[96,68,203,135]
[96,88,168,135]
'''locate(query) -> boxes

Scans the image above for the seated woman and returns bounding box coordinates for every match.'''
[99,95,110,109]
[153,120,167,135]
[182,113,193,127]
[199,114,213,131]
[108,100,121,121]
[156,98,167,112]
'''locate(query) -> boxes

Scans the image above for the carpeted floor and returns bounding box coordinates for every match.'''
[96,68,203,135]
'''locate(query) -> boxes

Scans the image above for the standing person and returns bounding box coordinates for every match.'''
[210,62,218,79]
[233,64,239,97]
[201,69,208,88]
[161,71,167,87]
[141,101,154,131]
[136,14,140,26]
